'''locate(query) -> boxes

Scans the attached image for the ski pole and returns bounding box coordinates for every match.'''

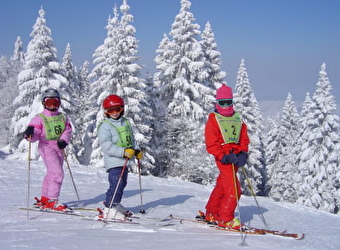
[241,167,268,228]
[26,140,32,220]
[105,158,129,219]
[232,163,247,246]
[137,159,146,214]
[63,149,80,204]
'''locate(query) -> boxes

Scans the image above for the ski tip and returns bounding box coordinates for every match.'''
[295,233,305,240]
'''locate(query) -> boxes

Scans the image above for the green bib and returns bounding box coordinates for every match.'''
[99,118,133,148]
[214,112,242,144]
[38,113,66,141]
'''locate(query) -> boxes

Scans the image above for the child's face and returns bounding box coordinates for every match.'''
[109,112,121,119]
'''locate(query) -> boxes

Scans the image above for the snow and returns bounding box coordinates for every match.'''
[1,152,339,250]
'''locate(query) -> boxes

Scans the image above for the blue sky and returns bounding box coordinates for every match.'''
[0,0,339,102]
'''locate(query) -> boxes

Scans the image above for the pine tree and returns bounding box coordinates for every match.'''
[60,43,81,163]
[84,9,120,167]
[61,43,79,95]
[296,63,340,213]
[152,34,174,176]
[293,92,313,197]
[268,93,300,202]
[233,59,265,195]
[11,36,25,64]
[0,37,24,146]
[0,55,18,147]
[86,1,154,172]
[77,61,90,97]
[116,0,154,173]
[200,21,226,89]
[9,7,72,160]
[264,116,281,195]
[75,61,91,164]
[153,0,216,183]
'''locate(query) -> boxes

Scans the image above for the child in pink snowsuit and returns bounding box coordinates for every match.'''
[24,88,72,211]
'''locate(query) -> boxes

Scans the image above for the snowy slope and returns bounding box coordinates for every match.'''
[0,154,339,250]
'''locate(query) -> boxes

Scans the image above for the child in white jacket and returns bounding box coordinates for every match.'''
[97,94,142,220]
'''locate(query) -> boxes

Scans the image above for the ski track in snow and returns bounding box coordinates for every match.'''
[0,157,340,250]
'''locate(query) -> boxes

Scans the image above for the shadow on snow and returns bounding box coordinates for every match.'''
[66,188,194,214]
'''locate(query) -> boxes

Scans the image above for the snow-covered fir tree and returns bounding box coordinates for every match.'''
[140,72,158,174]
[11,36,25,64]
[293,92,313,197]
[85,7,122,167]
[200,21,226,89]
[296,63,340,213]
[0,57,18,147]
[0,37,24,147]
[82,10,119,167]
[153,0,216,183]
[9,7,73,160]
[77,61,90,97]
[264,116,281,195]
[268,93,300,202]
[152,33,174,175]
[233,59,266,195]
[75,61,92,164]
[60,43,81,163]
[86,1,154,173]
[116,0,154,174]
[61,43,79,95]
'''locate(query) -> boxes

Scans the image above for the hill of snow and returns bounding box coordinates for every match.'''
[0,151,339,250]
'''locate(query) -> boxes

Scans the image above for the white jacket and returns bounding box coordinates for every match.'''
[97,116,139,172]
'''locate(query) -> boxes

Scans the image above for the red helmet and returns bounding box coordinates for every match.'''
[102,95,124,109]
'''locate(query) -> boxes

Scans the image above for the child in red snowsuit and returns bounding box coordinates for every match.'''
[24,88,72,211]
[204,84,250,230]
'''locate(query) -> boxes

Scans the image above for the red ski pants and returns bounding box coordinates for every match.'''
[205,163,241,223]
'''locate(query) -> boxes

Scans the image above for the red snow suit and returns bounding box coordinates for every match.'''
[204,112,249,223]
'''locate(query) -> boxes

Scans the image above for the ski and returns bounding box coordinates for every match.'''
[68,207,98,212]
[20,207,144,225]
[170,214,305,240]
[82,217,140,225]
[20,207,173,227]
[96,208,174,227]
[212,224,305,240]
[84,216,174,227]
[19,207,85,217]
[132,215,175,227]
[94,207,174,224]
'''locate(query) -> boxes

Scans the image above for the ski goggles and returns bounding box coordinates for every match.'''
[217,99,233,107]
[105,106,124,114]
[44,97,60,108]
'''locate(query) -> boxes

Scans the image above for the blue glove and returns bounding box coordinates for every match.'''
[221,153,237,164]
[24,126,34,137]
[57,140,68,149]
[236,151,248,167]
